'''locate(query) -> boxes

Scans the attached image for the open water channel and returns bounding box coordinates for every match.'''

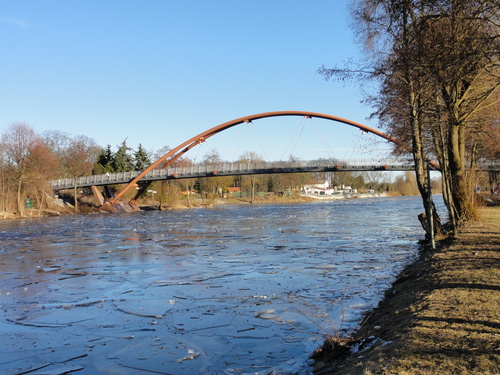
[0,196,435,374]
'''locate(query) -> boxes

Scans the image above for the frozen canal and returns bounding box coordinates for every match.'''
[1,197,426,374]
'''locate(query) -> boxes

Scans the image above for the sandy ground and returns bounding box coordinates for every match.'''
[312,206,500,374]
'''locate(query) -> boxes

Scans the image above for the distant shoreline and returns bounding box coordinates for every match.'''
[300,192,388,200]
[0,192,411,220]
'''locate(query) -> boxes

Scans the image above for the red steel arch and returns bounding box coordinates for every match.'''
[109,111,401,205]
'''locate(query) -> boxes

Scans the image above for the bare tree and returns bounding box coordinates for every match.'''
[238,151,265,203]
[41,130,71,174]
[62,136,98,211]
[198,149,233,202]
[420,2,500,226]
[320,0,499,236]
[1,123,41,215]
[24,141,59,213]
[320,0,443,238]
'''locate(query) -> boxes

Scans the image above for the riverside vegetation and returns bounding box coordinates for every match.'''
[312,206,500,375]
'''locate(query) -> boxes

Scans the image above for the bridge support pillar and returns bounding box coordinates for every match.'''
[92,185,140,212]
[103,185,115,199]
[91,186,105,206]
[100,201,139,212]
[129,181,153,207]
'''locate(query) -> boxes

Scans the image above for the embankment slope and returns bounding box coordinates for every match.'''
[313,207,500,375]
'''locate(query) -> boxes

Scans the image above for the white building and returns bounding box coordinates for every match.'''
[334,185,357,194]
[303,180,336,195]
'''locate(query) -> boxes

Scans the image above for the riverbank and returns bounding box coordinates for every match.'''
[312,206,500,374]
[0,194,336,219]
[1,191,405,220]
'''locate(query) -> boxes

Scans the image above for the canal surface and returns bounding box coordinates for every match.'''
[1,197,431,374]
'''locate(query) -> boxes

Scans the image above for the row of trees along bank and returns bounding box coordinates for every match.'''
[0,125,99,216]
[319,0,500,238]
[0,125,154,215]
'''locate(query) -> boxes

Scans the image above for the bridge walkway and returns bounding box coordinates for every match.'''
[50,160,417,190]
[49,159,500,191]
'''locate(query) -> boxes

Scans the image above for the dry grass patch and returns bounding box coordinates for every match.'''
[313,207,500,375]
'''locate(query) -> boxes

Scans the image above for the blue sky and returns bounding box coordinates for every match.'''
[0,1,392,162]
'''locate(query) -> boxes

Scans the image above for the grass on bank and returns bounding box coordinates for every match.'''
[313,206,500,375]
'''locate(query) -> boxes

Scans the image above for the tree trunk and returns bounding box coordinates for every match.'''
[429,110,457,235]
[251,175,256,204]
[408,89,443,240]
[448,124,470,224]
[17,178,23,216]
[74,183,78,212]
[38,191,44,216]
[418,204,444,239]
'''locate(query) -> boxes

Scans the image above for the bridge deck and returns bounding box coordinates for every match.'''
[49,160,500,190]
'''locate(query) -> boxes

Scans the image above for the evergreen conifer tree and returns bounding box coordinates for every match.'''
[94,144,114,174]
[112,139,134,172]
[134,143,151,171]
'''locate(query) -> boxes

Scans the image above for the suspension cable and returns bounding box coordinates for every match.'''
[249,121,276,161]
[191,135,205,164]
[228,121,248,161]
[309,117,337,160]
[362,131,392,162]
[227,120,247,161]
[280,117,307,161]
[341,129,365,164]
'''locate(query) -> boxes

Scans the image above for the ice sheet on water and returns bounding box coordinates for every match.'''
[113,299,174,318]
[0,198,424,373]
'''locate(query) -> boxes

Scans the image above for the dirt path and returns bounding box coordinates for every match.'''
[313,207,500,375]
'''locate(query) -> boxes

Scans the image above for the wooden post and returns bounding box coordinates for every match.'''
[426,160,435,249]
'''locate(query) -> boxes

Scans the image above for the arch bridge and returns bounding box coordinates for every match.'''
[51,111,448,211]
[103,111,405,210]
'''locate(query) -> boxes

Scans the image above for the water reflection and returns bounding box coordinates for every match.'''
[0,197,426,374]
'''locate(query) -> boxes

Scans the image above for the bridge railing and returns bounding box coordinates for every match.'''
[476,159,500,171]
[48,159,414,190]
[49,158,500,190]
[50,171,142,190]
